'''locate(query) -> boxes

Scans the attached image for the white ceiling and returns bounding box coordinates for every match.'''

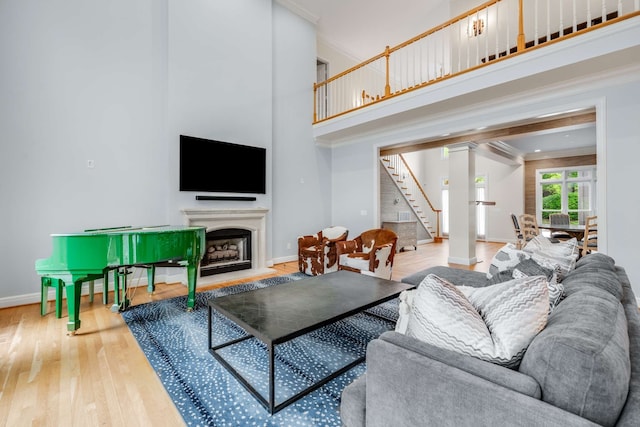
[281,0,597,159]
[282,0,451,59]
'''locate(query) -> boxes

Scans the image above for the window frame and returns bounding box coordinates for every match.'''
[535,165,597,225]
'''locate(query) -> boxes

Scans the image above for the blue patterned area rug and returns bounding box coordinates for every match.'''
[121,272,399,427]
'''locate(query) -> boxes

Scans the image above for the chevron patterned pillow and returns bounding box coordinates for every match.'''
[405,274,549,368]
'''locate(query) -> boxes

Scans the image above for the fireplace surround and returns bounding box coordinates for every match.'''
[182,208,272,285]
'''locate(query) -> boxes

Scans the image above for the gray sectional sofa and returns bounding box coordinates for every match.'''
[341,253,640,426]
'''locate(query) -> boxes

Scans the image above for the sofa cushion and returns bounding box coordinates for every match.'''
[575,252,616,270]
[401,265,488,288]
[401,274,548,368]
[562,253,623,300]
[519,287,631,427]
[341,374,366,427]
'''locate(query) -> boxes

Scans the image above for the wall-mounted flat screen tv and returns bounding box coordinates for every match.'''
[179,135,266,194]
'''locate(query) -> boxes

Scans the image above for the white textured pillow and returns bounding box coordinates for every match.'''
[524,235,580,259]
[405,274,549,368]
[531,252,576,279]
[487,244,531,279]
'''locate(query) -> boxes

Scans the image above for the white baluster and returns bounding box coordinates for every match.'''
[484,7,489,63]
[573,0,577,33]
[506,0,511,56]
[495,2,500,58]
[559,0,564,37]
[602,0,607,23]
[547,0,551,42]
[458,19,462,74]
[534,0,539,46]
[587,0,592,28]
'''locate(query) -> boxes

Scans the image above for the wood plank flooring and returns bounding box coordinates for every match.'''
[0,240,501,426]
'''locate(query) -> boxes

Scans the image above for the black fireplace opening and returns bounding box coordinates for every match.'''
[201,228,252,276]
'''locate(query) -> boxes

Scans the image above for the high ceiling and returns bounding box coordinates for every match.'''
[281,0,451,59]
[281,0,597,159]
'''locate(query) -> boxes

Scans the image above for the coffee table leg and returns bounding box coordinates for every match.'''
[269,343,275,414]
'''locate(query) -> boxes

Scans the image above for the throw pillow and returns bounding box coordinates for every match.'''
[405,274,548,368]
[485,257,563,312]
[486,243,531,279]
[523,235,580,259]
[531,252,576,279]
[512,266,564,312]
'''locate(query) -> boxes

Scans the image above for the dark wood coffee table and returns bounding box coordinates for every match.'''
[207,270,414,414]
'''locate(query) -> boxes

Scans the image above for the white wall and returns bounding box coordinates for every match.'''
[271,4,333,262]
[166,0,273,223]
[0,0,167,304]
[0,0,318,305]
[404,148,524,244]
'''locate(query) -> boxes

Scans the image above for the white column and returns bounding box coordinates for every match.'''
[447,142,477,265]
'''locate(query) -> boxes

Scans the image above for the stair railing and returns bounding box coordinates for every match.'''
[382,154,442,242]
[314,0,640,123]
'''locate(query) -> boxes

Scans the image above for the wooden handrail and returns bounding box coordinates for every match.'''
[397,154,442,240]
[313,0,640,123]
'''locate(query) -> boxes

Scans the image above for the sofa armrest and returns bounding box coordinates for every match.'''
[364,332,599,427]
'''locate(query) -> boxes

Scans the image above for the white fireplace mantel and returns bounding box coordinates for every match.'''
[181,208,272,285]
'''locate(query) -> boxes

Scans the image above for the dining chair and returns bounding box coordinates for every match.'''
[519,214,540,243]
[579,216,598,256]
[549,213,572,240]
[510,213,524,249]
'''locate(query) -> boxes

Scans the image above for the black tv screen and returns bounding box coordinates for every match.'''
[179,135,266,194]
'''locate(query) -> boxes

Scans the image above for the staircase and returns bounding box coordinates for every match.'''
[380,154,442,242]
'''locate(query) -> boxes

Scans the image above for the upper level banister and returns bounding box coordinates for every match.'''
[313,0,640,124]
[386,0,502,54]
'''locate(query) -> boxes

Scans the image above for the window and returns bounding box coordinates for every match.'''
[441,175,487,238]
[536,166,596,225]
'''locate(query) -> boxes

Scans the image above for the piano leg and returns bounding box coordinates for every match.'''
[186,262,199,311]
[146,265,156,295]
[65,280,83,334]
[111,267,132,312]
[111,269,120,312]
[102,271,109,305]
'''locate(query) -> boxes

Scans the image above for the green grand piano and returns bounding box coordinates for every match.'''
[35,225,206,334]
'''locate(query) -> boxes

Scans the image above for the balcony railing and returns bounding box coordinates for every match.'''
[313,0,640,123]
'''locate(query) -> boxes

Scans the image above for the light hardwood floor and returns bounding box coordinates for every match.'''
[0,240,502,426]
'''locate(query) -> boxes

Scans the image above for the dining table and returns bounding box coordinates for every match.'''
[538,223,592,240]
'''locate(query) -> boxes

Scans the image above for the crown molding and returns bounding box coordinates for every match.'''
[275,0,320,25]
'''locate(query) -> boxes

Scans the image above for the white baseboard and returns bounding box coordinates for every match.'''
[271,255,297,265]
[447,256,478,266]
[0,273,160,310]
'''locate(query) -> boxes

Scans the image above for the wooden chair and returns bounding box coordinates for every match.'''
[580,216,598,256]
[510,213,524,249]
[519,214,540,243]
[549,213,572,240]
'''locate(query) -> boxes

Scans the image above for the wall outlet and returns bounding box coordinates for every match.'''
[286,242,291,250]
[87,159,95,168]
[360,210,367,216]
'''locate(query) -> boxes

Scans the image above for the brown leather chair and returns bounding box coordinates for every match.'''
[298,226,349,276]
[336,228,398,279]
